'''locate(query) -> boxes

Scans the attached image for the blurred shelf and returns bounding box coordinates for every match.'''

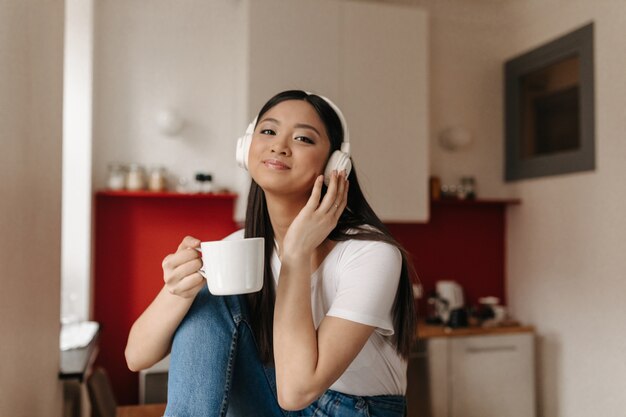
[417,321,534,339]
[431,198,521,206]
[96,190,237,200]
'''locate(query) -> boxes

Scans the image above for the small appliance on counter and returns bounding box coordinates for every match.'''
[426,280,467,328]
[475,296,508,327]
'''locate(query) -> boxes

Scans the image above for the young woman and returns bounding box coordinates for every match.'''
[125,90,417,417]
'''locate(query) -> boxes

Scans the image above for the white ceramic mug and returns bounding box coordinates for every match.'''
[197,237,264,295]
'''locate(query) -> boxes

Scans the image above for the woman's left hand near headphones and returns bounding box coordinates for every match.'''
[281,170,348,262]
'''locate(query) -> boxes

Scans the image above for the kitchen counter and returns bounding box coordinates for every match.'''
[417,321,534,339]
[408,321,536,417]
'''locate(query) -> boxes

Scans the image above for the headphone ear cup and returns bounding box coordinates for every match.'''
[235,131,252,170]
[323,151,352,185]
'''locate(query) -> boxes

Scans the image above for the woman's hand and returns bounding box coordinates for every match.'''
[126,236,204,371]
[282,170,349,259]
[162,236,205,298]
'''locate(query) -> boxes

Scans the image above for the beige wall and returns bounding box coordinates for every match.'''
[505,3,626,416]
[399,0,626,415]
[0,1,65,416]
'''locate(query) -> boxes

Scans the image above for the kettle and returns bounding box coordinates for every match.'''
[435,280,465,324]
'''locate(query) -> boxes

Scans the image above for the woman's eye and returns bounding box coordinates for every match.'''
[295,136,314,144]
[260,129,276,135]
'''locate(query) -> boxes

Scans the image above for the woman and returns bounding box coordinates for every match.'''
[125,90,416,416]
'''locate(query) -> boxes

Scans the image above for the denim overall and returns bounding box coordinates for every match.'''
[165,286,406,417]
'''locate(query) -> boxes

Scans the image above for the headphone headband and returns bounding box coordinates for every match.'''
[306,92,350,150]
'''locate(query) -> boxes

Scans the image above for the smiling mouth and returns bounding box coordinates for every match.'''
[263,159,290,170]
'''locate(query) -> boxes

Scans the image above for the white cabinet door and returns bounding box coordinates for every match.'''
[449,334,536,417]
[248,0,429,222]
[247,0,343,115]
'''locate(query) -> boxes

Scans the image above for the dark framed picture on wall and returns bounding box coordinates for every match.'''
[504,22,595,181]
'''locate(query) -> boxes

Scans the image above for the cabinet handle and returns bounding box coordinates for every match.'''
[465,345,517,354]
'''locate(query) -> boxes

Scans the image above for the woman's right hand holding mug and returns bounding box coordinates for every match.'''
[162,236,205,298]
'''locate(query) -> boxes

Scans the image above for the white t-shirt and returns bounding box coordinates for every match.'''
[225,229,407,396]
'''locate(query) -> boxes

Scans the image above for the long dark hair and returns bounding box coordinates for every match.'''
[244,90,417,363]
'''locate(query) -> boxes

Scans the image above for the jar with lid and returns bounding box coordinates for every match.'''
[201,174,214,193]
[148,166,167,192]
[194,172,214,193]
[126,164,146,191]
[460,176,476,200]
[107,163,127,191]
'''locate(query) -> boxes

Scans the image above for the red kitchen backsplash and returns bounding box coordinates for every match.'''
[387,199,516,317]
[94,192,514,405]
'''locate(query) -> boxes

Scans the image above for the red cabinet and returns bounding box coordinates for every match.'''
[93,191,239,405]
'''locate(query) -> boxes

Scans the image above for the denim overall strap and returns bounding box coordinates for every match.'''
[164,286,286,417]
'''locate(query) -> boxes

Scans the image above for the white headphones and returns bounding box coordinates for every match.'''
[235,92,352,185]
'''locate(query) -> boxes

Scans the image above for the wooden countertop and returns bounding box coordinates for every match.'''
[116,404,166,417]
[417,321,534,339]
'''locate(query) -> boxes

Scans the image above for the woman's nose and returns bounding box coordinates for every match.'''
[270,135,291,155]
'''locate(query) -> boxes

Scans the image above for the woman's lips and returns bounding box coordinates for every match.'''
[263,159,290,170]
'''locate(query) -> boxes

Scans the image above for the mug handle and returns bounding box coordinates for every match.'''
[194,247,207,279]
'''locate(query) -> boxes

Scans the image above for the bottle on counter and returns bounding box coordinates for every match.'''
[126,164,146,191]
[460,176,477,200]
[202,174,214,193]
[429,176,441,201]
[175,176,190,193]
[106,163,127,191]
[148,166,167,192]
[194,172,214,193]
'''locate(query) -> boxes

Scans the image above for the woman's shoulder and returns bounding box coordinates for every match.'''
[330,233,403,283]
[222,229,245,241]
[337,230,401,262]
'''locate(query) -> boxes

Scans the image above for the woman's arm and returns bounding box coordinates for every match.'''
[274,253,375,410]
[125,236,205,371]
[274,171,370,410]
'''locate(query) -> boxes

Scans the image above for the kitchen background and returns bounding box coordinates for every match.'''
[2,0,626,416]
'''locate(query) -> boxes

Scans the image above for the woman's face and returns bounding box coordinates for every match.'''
[248,100,331,198]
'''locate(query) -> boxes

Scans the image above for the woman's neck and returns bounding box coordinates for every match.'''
[264,193,306,253]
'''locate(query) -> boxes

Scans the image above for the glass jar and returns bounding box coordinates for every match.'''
[126,164,146,191]
[194,172,214,193]
[106,163,127,191]
[460,176,476,200]
[148,166,167,192]
[201,174,214,193]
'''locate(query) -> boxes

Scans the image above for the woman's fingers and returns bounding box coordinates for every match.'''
[334,177,349,217]
[304,175,324,210]
[177,235,200,252]
[319,170,340,213]
[321,170,348,215]
[330,171,345,214]
[170,272,205,298]
[163,247,200,271]
[164,258,203,294]
[163,236,205,298]
[304,170,348,216]
[172,258,203,281]
[163,248,202,288]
